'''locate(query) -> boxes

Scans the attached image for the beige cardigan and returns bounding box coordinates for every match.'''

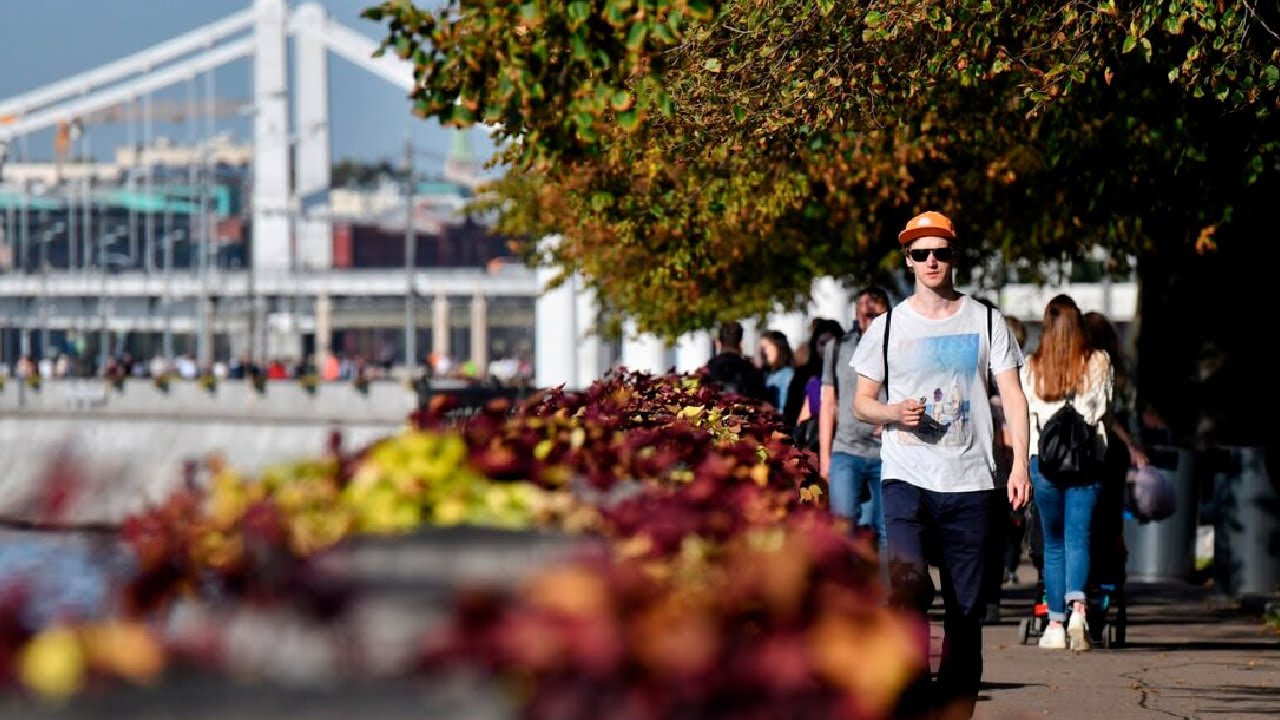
[1020,350,1113,459]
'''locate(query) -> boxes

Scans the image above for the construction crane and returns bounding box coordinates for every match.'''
[83,97,248,125]
[45,99,247,175]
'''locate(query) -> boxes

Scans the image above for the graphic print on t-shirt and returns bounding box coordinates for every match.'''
[898,332,980,447]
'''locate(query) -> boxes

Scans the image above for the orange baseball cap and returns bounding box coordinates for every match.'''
[898,211,957,245]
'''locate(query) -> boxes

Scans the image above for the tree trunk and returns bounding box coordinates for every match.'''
[1135,222,1271,450]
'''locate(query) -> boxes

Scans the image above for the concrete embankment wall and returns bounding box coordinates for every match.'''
[0,380,415,524]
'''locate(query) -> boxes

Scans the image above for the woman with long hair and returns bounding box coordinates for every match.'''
[1021,295,1113,651]
[758,331,795,422]
[1082,312,1149,470]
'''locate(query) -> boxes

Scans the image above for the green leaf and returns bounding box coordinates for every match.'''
[452,105,477,126]
[864,10,886,27]
[704,57,722,73]
[732,105,746,123]
[571,33,589,61]
[567,1,591,28]
[686,0,715,22]
[617,108,644,132]
[604,2,628,26]
[652,22,677,44]
[1264,65,1280,87]
[593,84,613,111]
[656,91,674,117]
[611,89,635,111]
[1122,35,1137,54]
[627,22,649,51]
[590,191,614,212]
[519,2,540,24]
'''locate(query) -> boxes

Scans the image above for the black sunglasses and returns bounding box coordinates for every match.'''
[907,247,954,263]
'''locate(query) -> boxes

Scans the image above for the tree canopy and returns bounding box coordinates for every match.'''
[363,0,1279,339]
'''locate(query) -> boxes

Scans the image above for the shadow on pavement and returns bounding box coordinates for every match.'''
[1119,639,1280,652]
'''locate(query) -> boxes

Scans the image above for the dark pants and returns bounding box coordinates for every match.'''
[981,498,1028,608]
[883,480,999,718]
[1005,509,1028,576]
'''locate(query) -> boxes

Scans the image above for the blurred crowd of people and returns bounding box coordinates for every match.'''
[702,317,848,434]
[2,348,534,387]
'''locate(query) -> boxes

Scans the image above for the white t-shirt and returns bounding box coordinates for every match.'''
[851,296,1023,492]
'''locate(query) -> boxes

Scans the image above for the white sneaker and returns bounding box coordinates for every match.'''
[1067,612,1092,651]
[1038,624,1066,649]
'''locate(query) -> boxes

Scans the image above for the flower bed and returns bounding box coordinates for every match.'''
[0,371,923,718]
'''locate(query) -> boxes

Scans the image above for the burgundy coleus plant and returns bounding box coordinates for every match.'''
[420,513,916,720]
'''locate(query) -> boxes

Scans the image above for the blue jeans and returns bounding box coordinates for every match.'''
[828,452,885,545]
[1031,456,1100,622]
[882,480,999,714]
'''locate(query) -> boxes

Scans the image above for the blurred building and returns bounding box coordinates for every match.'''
[0,133,534,379]
[0,0,535,380]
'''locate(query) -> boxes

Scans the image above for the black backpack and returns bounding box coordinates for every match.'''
[1036,397,1099,485]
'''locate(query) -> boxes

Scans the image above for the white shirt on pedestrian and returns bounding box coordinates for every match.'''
[851,296,1022,493]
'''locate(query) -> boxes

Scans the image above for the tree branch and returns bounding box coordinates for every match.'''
[1240,0,1280,43]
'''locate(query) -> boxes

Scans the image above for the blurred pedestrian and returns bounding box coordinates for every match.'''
[758,330,796,423]
[793,318,844,446]
[1082,312,1148,469]
[704,320,768,401]
[983,313,1028,623]
[820,288,891,550]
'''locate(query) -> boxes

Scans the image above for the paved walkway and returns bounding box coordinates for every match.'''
[952,566,1280,719]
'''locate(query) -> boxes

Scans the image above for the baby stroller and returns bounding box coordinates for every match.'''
[1017,463,1128,648]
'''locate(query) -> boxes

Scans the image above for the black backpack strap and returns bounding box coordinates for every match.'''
[987,302,995,390]
[831,335,844,397]
[882,307,893,397]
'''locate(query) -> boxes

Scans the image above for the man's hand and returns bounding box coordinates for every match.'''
[1007,465,1032,511]
[1129,445,1150,468]
[897,399,926,427]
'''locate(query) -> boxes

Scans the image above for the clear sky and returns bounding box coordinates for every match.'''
[0,0,496,176]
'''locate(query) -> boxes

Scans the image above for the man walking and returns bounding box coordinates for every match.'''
[850,211,1031,718]
[820,287,891,548]
[704,320,768,402]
